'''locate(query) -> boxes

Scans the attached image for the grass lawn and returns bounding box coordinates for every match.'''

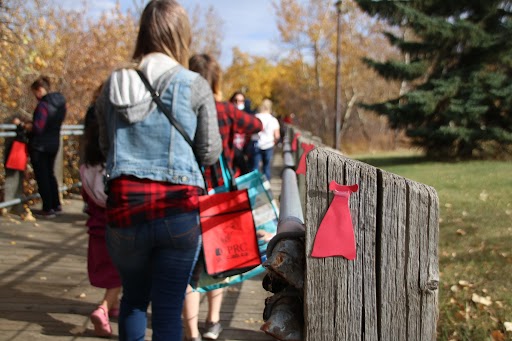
[354,153,512,341]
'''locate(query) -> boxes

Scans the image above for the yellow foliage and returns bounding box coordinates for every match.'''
[0,1,138,122]
[37,17,46,29]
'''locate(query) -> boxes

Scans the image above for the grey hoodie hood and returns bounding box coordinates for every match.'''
[108,53,180,123]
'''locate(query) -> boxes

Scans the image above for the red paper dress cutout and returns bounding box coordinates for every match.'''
[311,181,359,260]
[295,143,315,175]
[291,132,301,152]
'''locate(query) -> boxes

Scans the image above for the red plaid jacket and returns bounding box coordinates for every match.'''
[205,101,262,188]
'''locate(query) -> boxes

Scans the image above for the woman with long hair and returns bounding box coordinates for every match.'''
[95,1,222,340]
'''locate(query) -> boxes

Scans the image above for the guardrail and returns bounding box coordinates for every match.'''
[1,124,84,212]
[0,124,84,137]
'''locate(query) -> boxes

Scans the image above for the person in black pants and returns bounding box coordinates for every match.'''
[25,76,67,218]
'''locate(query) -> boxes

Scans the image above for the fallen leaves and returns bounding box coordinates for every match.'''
[479,190,489,201]
[21,211,36,222]
[491,330,505,341]
[458,280,472,288]
[504,322,512,332]
[472,293,492,306]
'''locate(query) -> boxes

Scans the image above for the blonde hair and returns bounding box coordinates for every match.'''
[132,0,192,67]
[258,99,273,113]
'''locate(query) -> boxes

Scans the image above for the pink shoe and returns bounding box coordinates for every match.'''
[90,306,112,337]
[109,307,120,318]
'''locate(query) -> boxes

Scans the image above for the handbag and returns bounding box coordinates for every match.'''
[194,169,279,292]
[136,70,261,278]
[5,140,28,171]
[79,164,107,208]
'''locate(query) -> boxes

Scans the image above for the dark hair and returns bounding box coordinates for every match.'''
[189,54,221,97]
[31,76,51,91]
[133,0,191,67]
[82,84,105,166]
[82,106,105,166]
[229,91,245,103]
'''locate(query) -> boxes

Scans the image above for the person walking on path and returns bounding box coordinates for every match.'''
[250,99,280,181]
[80,94,122,338]
[184,53,263,341]
[229,91,253,175]
[27,75,67,218]
[95,1,222,340]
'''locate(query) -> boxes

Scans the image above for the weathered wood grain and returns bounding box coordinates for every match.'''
[304,148,439,341]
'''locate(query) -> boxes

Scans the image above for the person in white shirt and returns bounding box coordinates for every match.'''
[251,99,280,180]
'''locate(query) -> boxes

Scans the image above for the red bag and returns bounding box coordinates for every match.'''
[5,140,28,171]
[199,189,261,278]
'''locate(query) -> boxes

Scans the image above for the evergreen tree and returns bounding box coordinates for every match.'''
[355,0,512,158]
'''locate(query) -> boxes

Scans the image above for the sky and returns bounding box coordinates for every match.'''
[53,0,284,68]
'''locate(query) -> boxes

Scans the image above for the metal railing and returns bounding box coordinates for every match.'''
[1,124,84,209]
[0,124,84,137]
[261,126,308,340]
[0,183,82,210]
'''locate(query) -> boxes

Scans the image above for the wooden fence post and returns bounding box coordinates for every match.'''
[304,148,439,341]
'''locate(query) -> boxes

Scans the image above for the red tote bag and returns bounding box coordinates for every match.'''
[5,140,28,171]
[199,189,261,278]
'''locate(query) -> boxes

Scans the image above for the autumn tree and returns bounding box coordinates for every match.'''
[223,48,283,110]
[189,4,224,61]
[356,0,512,158]
[0,0,138,123]
[272,0,400,149]
[0,1,225,125]
[0,0,32,120]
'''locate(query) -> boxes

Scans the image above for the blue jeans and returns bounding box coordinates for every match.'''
[252,145,274,181]
[106,211,201,341]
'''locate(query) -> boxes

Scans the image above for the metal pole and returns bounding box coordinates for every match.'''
[334,0,343,150]
[0,182,82,209]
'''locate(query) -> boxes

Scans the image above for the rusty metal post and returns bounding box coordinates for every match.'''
[261,129,306,340]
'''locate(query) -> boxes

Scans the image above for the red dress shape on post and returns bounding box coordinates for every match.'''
[295,143,315,175]
[291,132,301,152]
[311,181,359,260]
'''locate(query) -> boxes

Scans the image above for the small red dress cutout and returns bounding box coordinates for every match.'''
[295,143,315,175]
[311,181,359,260]
[291,132,301,152]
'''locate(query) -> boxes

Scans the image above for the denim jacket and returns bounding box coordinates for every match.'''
[96,53,222,190]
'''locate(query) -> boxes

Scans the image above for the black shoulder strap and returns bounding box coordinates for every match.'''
[135,69,196,155]
[136,69,212,190]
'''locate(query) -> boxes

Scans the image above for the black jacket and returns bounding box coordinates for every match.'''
[30,92,66,153]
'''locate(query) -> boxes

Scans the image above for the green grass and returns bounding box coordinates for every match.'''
[355,154,512,341]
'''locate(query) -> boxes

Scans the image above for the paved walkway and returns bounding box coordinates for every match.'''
[0,153,283,341]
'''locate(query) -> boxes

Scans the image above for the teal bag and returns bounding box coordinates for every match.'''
[195,167,279,293]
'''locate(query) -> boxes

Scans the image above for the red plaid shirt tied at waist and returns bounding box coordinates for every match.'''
[106,102,261,228]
